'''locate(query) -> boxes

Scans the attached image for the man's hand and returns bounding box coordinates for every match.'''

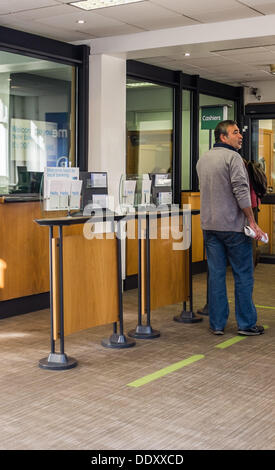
[248,219,266,241]
[242,206,266,241]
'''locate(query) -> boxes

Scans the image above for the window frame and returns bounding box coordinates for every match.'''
[0,25,89,173]
[127,60,244,198]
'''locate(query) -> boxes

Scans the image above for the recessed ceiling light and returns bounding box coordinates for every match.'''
[70,0,144,11]
[77,19,85,23]
[184,52,190,57]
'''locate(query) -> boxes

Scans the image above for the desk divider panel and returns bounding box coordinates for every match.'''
[126,219,138,277]
[143,215,189,312]
[181,193,204,263]
[52,234,119,339]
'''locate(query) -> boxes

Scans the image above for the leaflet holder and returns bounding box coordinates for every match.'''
[150,173,172,206]
[79,171,108,214]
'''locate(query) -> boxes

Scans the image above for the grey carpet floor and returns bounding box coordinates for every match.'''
[0,264,274,450]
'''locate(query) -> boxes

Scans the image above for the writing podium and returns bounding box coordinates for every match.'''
[35,213,135,371]
[127,208,192,339]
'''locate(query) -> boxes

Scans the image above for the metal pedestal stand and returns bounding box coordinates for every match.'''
[102,221,136,349]
[39,226,78,371]
[174,210,203,324]
[197,242,209,316]
[128,213,160,339]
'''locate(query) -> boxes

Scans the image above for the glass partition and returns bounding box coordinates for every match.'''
[126,78,173,177]
[0,50,76,195]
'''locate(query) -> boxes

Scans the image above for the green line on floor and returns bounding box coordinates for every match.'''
[215,336,247,349]
[229,300,275,310]
[216,325,269,349]
[127,354,205,388]
[255,304,275,310]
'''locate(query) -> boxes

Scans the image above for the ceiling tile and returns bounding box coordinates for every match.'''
[261,44,275,52]
[235,51,275,63]
[190,7,260,22]
[0,15,93,41]
[80,23,144,37]
[0,3,77,20]
[239,0,275,14]
[31,9,144,36]
[213,47,275,64]
[94,2,198,29]
[0,0,59,14]
[213,46,268,55]
[183,55,240,67]
[151,0,261,21]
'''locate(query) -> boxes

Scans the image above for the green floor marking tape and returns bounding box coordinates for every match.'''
[255,305,275,310]
[216,325,269,349]
[127,354,205,388]
[215,336,247,349]
[229,300,275,310]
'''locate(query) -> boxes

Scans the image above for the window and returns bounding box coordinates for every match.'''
[199,94,235,158]
[126,78,173,176]
[0,50,76,195]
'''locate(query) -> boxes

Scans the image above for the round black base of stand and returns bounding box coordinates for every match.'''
[101,334,136,349]
[197,304,209,316]
[174,311,203,324]
[39,353,78,371]
[128,325,160,339]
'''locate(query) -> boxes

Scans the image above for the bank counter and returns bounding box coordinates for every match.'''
[35,208,191,370]
[0,197,49,314]
[0,196,85,316]
[0,198,193,371]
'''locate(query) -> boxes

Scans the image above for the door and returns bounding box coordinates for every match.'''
[251,119,274,254]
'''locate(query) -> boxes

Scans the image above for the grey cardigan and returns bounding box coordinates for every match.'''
[196,146,251,232]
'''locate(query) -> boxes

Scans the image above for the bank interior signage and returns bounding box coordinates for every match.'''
[201,105,228,130]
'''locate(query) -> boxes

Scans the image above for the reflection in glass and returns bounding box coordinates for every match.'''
[126,78,173,177]
[0,50,76,195]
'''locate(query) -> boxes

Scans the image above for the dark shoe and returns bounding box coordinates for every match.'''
[238,325,265,336]
[209,328,224,335]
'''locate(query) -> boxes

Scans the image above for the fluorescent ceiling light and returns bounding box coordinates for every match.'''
[70,0,145,11]
[126,82,159,88]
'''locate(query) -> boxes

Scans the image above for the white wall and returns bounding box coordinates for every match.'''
[244,80,275,105]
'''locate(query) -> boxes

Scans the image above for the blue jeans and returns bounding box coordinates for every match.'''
[203,230,257,331]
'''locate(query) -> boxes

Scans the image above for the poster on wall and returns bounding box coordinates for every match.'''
[45,112,70,167]
[11,118,58,171]
[10,114,70,171]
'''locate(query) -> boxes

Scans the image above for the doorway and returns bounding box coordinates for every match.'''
[250,118,275,256]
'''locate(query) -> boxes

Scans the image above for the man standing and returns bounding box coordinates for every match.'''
[196,120,265,336]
